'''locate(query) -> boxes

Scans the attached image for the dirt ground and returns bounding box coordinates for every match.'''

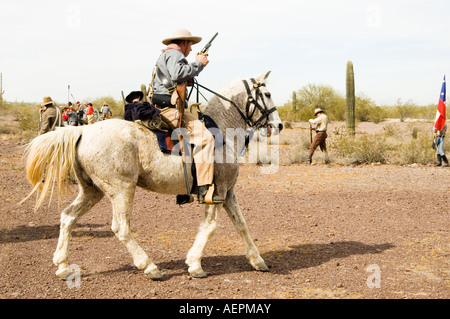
[0,120,449,299]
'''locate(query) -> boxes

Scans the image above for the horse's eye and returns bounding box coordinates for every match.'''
[265,92,271,99]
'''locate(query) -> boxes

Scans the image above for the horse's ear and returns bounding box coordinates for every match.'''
[256,71,271,82]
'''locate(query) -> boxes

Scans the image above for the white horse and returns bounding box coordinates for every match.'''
[22,71,283,280]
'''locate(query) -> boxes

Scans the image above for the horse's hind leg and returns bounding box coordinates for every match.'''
[53,185,104,279]
[109,186,162,280]
[222,187,269,272]
[186,204,221,278]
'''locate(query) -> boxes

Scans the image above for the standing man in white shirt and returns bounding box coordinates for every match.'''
[308,108,329,164]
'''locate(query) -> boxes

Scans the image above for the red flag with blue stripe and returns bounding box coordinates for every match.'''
[434,75,446,131]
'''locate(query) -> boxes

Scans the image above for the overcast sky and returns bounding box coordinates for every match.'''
[1,0,449,106]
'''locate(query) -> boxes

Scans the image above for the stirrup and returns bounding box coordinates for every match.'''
[197,184,224,204]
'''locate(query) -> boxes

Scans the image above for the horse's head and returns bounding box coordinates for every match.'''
[242,71,283,137]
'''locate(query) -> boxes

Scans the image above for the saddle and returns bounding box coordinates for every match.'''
[135,104,225,205]
[149,107,225,156]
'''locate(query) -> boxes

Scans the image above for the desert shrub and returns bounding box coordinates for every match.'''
[382,124,397,137]
[16,105,40,132]
[287,129,312,163]
[389,130,442,165]
[330,133,394,164]
[289,143,309,164]
[367,106,386,124]
[398,137,434,164]
[283,121,292,129]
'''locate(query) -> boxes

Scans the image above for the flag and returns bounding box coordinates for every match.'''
[434,75,446,131]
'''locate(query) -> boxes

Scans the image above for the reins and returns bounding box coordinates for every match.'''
[188,78,276,130]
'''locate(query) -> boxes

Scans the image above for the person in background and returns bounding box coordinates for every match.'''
[101,102,112,120]
[434,123,448,167]
[308,108,329,164]
[85,102,95,125]
[77,102,85,124]
[62,107,69,123]
[39,96,60,134]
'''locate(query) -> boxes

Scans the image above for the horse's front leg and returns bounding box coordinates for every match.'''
[222,187,269,272]
[185,204,221,278]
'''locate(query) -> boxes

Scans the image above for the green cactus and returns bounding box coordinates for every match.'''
[346,61,355,136]
[292,91,297,112]
[412,126,418,139]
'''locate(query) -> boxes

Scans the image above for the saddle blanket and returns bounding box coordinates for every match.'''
[155,114,224,155]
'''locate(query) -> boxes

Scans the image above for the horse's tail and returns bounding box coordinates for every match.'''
[21,126,84,211]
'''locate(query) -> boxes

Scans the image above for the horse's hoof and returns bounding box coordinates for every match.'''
[256,264,270,272]
[252,260,270,272]
[188,266,207,278]
[145,265,163,281]
[55,267,72,280]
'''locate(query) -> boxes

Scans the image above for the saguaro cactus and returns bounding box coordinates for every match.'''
[346,61,355,136]
[292,91,297,112]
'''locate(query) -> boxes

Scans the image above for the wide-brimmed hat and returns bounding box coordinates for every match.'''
[314,108,324,115]
[125,91,144,103]
[41,96,55,106]
[162,29,202,45]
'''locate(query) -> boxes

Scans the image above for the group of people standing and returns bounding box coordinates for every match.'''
[62,101,112,126]
[39,98,113,135]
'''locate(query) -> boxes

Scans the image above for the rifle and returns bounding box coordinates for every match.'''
[121,91,126,106]
[199,32,218,55]
[176,83,190,196]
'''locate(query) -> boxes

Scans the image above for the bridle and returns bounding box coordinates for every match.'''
[242,78,278,129]
[190,78,277,130]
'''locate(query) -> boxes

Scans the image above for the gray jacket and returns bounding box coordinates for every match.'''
[152,49,204,96]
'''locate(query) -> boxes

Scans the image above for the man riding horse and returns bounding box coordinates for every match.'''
[150,29,224,205]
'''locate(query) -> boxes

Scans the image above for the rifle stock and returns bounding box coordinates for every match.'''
[176,83,187,127]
